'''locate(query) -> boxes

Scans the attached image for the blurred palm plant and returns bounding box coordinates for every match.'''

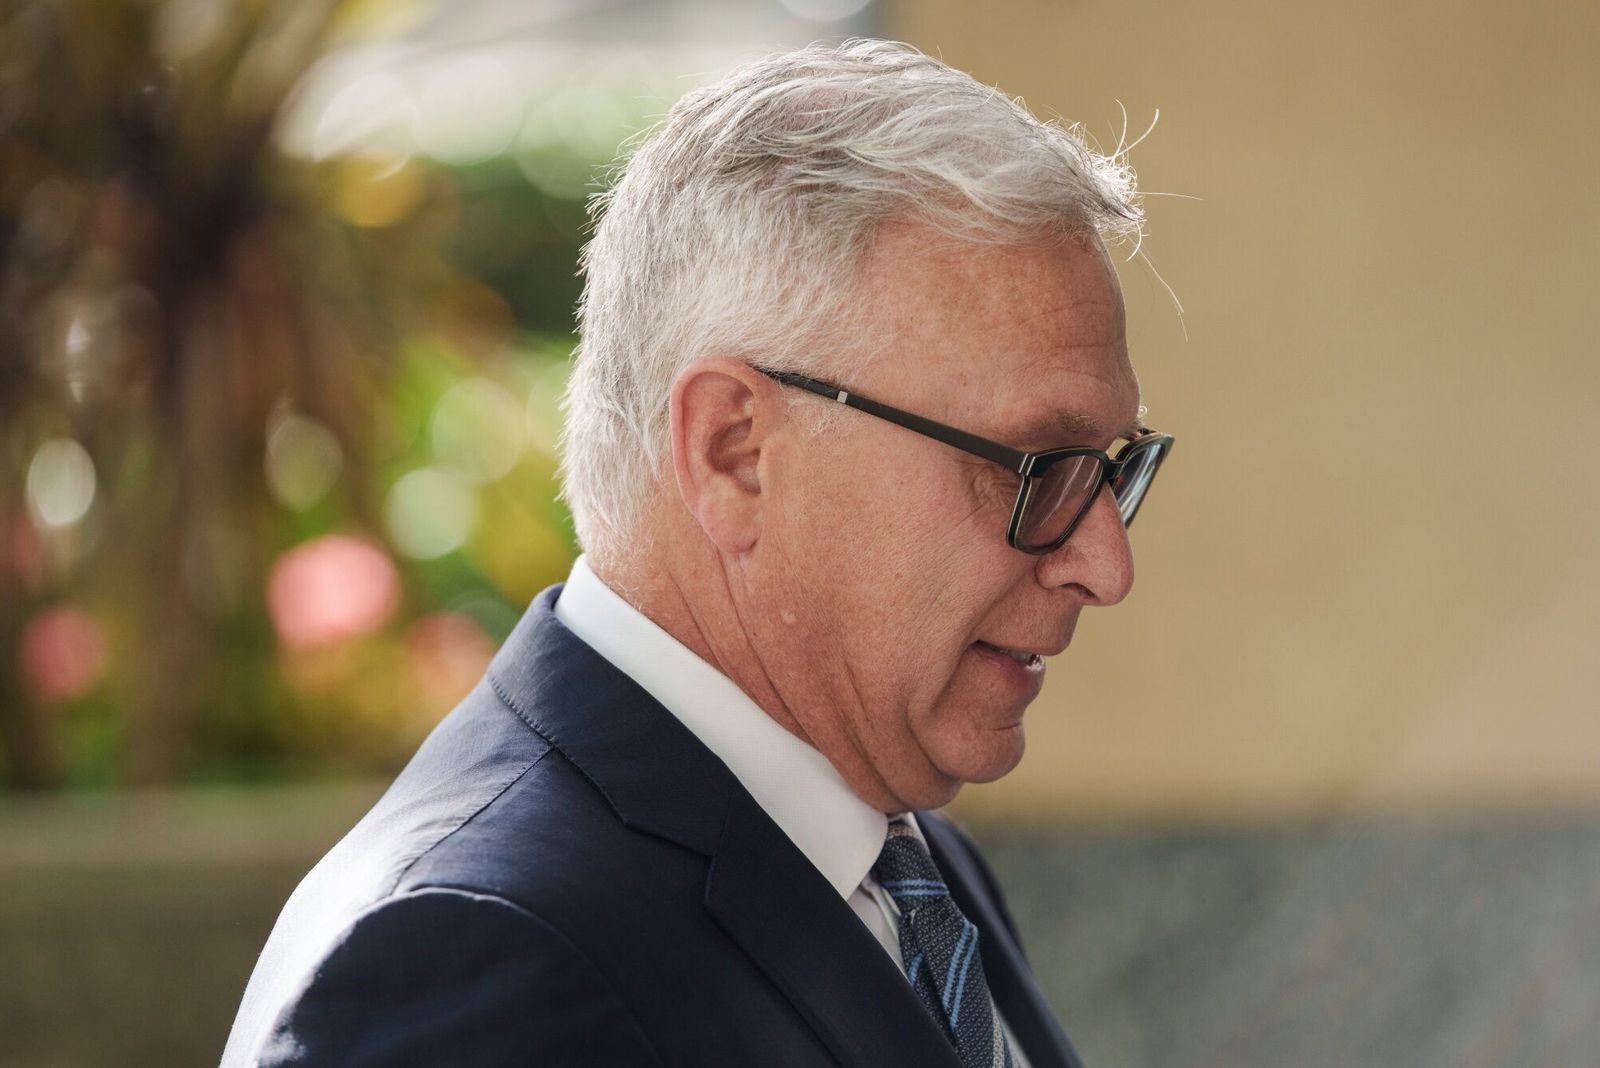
[0,0,581,789]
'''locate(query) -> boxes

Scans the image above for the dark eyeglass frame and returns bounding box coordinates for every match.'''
[757,367,1174,555]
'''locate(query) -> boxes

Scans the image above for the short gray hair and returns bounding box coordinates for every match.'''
[560,39,1142,558]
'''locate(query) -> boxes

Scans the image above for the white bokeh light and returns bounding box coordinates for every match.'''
[26,437,96,529]
[385,467,477,560]
[516,84,628,198]
[266,410,344,510]
[312,72,418,165]
[431,378,527,483]
[778,0,873,22]
[151,0,229,62]
[415,57,524,166]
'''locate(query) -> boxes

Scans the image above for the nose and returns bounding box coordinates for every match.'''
[1033,486,1135,604]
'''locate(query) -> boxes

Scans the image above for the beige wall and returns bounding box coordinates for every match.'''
[886,0,1600,823]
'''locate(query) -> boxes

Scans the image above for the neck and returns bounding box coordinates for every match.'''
[592,513,814,751]
[591,504,920,814]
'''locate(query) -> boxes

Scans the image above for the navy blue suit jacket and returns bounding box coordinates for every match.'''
[223,586,1084,1067]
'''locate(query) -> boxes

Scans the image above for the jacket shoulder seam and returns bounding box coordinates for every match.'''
[487,669,632,829]
[386,723,556,895]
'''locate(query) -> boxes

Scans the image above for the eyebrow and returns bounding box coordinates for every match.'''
[1023,408,1147,448]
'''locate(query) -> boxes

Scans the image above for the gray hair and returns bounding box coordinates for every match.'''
[560,38,1143,559]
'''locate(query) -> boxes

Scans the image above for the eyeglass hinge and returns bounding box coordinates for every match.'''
[834,390,849,404]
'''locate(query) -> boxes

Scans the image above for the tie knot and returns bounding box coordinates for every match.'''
[871,820,950,911]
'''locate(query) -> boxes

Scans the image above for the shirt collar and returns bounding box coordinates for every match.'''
[553,555,889,901]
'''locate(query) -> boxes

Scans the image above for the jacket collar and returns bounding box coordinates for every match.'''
[488,585,733,855]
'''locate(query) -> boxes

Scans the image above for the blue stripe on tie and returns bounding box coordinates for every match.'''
[941,921,974,1013]
[947,922,979,1028]
[874,818,1007,1066]
[880,878,947,889]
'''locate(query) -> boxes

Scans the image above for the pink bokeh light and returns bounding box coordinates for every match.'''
[20,606,109,701]
[407,611,495,708]
[267,534,401,650]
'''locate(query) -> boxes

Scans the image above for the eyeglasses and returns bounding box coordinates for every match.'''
[758,367,1174,555]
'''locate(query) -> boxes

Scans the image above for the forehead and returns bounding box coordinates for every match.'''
[854,222,1139,444]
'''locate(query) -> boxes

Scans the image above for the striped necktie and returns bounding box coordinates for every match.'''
[873,819,1015,1068]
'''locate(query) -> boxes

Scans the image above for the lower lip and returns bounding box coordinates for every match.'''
[969,642,1046,700]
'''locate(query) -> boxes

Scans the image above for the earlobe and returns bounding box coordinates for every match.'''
[670,359,772,555]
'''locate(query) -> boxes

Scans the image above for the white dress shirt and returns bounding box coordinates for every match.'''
[554,556,1030,1065]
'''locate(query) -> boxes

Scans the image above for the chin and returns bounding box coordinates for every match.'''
[892,695,1029,808]
[894,776,966,813]
[923,724,1027,796]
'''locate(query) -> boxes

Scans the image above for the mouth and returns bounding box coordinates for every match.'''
[973,640,1044,670]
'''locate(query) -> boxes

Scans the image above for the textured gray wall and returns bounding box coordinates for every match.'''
[981,823,1600,1067]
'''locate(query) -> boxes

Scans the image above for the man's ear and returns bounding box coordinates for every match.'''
[670,358,780,554]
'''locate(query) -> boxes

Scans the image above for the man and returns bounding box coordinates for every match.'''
[224,39,1172,1067]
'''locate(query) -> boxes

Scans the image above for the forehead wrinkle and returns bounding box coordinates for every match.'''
[1011,297,1125,348]
[1005,288,1127,372]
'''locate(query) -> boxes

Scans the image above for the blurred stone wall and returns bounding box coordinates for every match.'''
[0,784,382,1066]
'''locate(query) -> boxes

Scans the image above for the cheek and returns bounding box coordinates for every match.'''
[776,445,937,583]
[769,442,1016,675]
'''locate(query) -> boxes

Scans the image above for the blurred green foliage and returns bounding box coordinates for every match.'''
[0,1,617,789]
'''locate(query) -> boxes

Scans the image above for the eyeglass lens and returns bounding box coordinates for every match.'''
[1015,457,1099,551]
[1112,442,1162,525]
[1015,438,1166,551]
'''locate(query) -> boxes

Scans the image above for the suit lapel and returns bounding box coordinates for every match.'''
[493,589,959,1067]
[922,815,1084,1068]
[704,789,962,1068]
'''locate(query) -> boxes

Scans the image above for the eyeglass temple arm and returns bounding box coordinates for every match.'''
[759,369,1031,474]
